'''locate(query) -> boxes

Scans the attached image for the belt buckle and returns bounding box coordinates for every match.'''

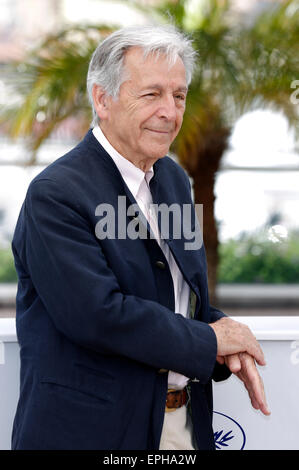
[165,388,187,413]
[165,389,178,413]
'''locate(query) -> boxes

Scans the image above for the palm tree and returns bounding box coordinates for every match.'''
[1,0,298,303]
[131,0,299,302]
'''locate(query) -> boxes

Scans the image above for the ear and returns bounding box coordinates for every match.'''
[92,84,110,120]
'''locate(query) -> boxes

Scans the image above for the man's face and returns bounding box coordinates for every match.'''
[98,47,187,168]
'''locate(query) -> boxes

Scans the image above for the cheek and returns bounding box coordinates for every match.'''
[174,112,184,134]
[177,107,185,124]
[126,100,140,114]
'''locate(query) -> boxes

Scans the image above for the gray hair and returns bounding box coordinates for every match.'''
[86,24,196,127]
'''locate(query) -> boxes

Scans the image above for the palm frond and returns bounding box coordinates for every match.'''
[1,24,117,156]
[1,0,299,156]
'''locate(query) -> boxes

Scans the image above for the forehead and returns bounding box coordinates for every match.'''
[123,46,187,88]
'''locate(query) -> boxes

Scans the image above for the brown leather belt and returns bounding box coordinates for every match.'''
[165,388,188,413]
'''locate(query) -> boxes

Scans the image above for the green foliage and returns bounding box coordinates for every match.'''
[2,229,299,284]
[1,24,115,158]
[0,248,17,283]
[218,229,299,284]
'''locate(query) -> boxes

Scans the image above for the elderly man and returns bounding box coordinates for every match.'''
[11,25,269,451]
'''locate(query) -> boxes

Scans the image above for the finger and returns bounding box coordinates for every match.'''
[233,321,266,366]
[239,354,262,399]
[243,331,266,367]
[245,340,266,367]
[238,367,262,411]
[225,354,242,374]
[252,341,267,367]
[216,355,225,365]
[247,379,270,416]
[241,377,260,410]
[239,353,271,416]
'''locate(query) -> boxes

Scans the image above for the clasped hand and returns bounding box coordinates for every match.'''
[210,317,271,416]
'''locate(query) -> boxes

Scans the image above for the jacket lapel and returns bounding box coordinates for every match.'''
[86,130,207,319]
[150,157,208,319]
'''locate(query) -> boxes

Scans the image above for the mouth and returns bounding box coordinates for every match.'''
[146,128,171,134]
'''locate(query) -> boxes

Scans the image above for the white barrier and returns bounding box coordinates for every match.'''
[0,318,20,450]
[213,316,299,450]
[0,316,299,450]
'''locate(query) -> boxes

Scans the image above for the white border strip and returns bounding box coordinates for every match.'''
[231,316,299,341]
[0,341,4,364]
[0,318,17,342]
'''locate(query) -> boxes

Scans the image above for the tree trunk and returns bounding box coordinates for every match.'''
[189,128,230,306]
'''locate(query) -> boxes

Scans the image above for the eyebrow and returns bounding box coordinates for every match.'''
[141,84,188,94]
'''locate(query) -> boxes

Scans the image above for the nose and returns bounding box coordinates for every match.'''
[156,95,177,122]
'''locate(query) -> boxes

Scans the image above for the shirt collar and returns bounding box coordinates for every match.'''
[92,125,154,199]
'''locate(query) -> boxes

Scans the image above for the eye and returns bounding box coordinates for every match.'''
[144,93,158,98]
[175,94,186,101]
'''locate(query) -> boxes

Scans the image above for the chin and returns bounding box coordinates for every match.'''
[148,145,171,160]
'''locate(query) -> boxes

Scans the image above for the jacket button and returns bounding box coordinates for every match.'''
[158,368,168,374]
[155,260,166,270]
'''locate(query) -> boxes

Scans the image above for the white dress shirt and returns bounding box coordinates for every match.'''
[93,125,190,389]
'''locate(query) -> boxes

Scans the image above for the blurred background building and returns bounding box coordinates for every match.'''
[0,0,298,317]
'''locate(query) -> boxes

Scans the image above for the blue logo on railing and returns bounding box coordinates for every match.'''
[213,411,246,450]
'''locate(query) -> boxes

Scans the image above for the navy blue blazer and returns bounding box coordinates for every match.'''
[11,129,230,450]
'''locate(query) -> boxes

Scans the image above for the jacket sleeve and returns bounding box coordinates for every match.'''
[21,178,218,385]
[209,305,227,323]
[209,308,232,382]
